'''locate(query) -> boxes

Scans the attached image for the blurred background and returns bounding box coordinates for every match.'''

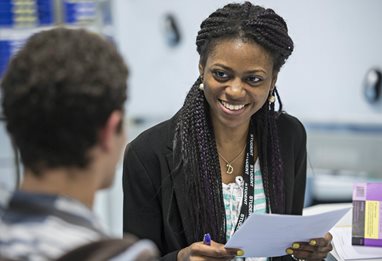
[0,0,382,236]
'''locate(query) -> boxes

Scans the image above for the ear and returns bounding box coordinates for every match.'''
[198,63,204,78]
[99,110,123,151]
[270,72,278,92]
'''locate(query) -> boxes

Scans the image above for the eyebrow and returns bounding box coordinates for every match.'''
[212,63,267,74]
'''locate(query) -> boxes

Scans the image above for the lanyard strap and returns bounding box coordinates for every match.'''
[234,123,255,232]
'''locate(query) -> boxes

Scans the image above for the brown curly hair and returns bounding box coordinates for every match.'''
[1,27,128,175]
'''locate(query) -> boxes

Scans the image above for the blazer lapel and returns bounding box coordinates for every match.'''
[165,144,194,244]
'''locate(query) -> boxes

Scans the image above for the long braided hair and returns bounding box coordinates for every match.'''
[173,2,294,244]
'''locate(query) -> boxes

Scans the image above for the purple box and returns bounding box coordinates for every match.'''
[352,183,382,247]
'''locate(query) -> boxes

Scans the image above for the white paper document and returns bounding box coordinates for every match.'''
[225,208,350,257]
[331,226,382,261]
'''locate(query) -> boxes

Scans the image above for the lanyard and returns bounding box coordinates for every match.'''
[234,123,256,232]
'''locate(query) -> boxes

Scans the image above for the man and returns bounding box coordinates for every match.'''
[0,28,157,260]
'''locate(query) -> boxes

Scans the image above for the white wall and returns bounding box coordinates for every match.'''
[113,0,382,123]
[1,0,382,236]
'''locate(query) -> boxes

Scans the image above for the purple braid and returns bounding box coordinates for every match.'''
[173,77,225,243]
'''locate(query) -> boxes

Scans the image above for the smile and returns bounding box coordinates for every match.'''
[219,100,246,111]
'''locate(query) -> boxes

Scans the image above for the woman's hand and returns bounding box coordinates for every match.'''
[285,232,333,261]
[177,240,243,261]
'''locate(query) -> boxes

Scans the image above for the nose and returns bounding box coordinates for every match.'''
[226,78,245,98]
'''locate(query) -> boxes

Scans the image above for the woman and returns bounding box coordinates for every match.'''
[123,2,332,260]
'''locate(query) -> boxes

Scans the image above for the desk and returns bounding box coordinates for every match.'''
[303,203,382,261]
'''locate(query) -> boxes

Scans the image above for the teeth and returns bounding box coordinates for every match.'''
[221,100,245,111]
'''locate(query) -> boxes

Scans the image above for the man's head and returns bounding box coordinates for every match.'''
[1,28,128,179]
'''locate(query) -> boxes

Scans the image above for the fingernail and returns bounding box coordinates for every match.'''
[292,243,300,249]
[286,248,294,255]
[309,240,317,246]
[236,250,245,256]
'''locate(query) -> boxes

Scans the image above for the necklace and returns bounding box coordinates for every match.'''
[218,144,246,175]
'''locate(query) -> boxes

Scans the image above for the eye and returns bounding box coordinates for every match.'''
[212,70,229,81]
[247,75,262,85]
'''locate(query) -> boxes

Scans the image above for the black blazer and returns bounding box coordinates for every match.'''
[123,112,307,261]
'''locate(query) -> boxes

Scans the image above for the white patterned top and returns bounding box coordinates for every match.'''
[222,159,268,261]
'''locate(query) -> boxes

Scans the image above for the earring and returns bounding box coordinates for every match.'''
[268,89,276,103]
[268,95,275,103]
[199,75,204,90]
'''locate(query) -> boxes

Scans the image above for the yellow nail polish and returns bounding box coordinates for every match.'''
[236,250,245,256]
[292,243,300,249]
[286,248,294,255]
[309,240,317,246]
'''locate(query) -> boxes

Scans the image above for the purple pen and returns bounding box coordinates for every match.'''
[203,233,211,245]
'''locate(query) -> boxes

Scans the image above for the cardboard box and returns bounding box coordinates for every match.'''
[352,183,382,247]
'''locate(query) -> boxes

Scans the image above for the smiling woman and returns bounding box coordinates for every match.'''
[201,39,276,132]
[122,2,332,261]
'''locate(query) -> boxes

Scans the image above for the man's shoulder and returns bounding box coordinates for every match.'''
[55,236,159,261]
[0,192,105,261]
[113,239,159,261]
